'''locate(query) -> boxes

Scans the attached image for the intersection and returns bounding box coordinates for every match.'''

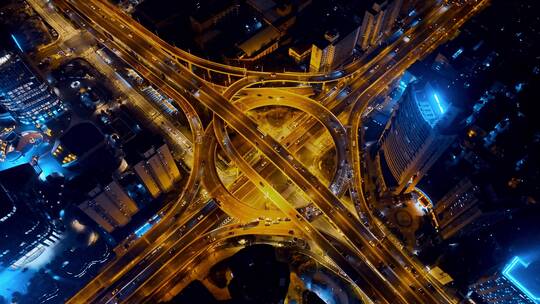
[30,0,490,302]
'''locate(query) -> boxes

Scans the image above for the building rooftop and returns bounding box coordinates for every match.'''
[289,42,312,55]
[0,163,37,189]
[190,0,238,23]
[248,0,275,13]
[503,256,540,302]
[413,82,448,128]
[122,128,164,165]
[292,1,359,50]
[59,122,104,156]
[238,25,280,57]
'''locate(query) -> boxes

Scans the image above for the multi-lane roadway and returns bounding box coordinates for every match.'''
[39,0,490,302]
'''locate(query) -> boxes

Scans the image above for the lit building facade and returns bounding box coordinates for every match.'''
[376,80,456,194]
[0,51,65,125]
[468,262,537,304]
[288,44,312,63]
[310,28,360,73]
[434,178,482,239]
[358,0,402,50]
[78,181,139,233]
[237,25,281,61]
[134,144,181,198]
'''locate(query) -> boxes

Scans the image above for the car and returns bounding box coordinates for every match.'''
[270,72,277,78]
[190,88,200,97]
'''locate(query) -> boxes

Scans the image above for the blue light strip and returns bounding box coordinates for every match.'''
[502,256,540,302]
[134,222,152,238]
[11,34,23,52]
[433,94,445,113]
[452,48,464,59]
[134,215,161,238]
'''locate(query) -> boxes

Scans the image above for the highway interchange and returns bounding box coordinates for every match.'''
[29,0,490,302]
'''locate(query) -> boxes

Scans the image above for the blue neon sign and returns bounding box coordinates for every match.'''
[502,256,540,303]
[11,34,23,52]
[433,94,445,113]
[134,222,152,238]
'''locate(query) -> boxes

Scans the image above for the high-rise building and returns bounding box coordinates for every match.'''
[434,178,482,239]
[0,50,65,125]
[359,3,385,51]
[375,80,457,195]
[358,0,402,50]
[309,27,360,73]
[383,0,403,34]
[468,258,538,304]
[429,175,522,241]
[78,180,139,233]
[134,144,181,198]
